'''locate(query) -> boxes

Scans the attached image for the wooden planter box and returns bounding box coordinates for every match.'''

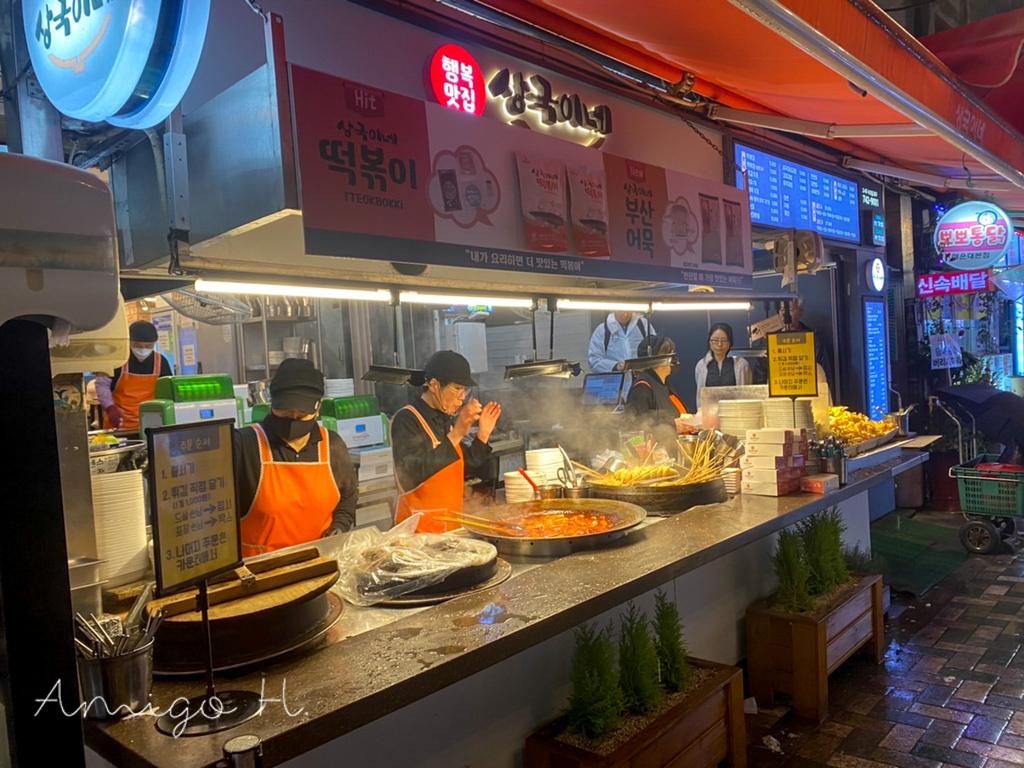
[524,659,745,768]
[746,573,884,722]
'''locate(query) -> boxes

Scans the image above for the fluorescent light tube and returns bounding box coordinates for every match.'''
[194,279,391,302]
[651,302,752,311]
[398,292,534,308]
[556,299,650,312]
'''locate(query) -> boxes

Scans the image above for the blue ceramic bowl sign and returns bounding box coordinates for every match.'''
[24,0,209,129]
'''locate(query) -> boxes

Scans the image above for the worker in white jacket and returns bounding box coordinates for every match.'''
[587,312,654,398]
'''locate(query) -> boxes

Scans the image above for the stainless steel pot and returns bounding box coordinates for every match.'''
[535,484,564,500]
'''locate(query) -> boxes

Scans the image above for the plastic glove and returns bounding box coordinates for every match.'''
[105,404,123,428]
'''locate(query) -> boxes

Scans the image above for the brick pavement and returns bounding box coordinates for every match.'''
[746,528,1024,767]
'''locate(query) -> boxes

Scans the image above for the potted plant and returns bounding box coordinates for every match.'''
[746,509,884,722]
[525,593,746,768]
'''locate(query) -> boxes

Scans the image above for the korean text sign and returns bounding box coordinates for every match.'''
[293,65,753,289]
[933,201,1012,270]
[767,331,818,398]
[148,420,241,596]
[916,270,990,297]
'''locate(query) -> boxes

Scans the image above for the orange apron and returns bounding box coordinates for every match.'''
[109,359,161,432]
[240,424,340,558]
[392,405,464,533]
[633,379,689,416]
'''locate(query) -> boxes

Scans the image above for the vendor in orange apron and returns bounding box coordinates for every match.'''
[234,359,359,557]
[624,334,692,448]
[95,320,172,432]
[390,351,501,533]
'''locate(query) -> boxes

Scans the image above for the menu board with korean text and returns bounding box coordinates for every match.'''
[864,300,888,421]
[767,332,818,399]
[148,420,241,596]
[293,65,753,288]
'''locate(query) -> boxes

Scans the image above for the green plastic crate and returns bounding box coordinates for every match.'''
[951,454,1024,518]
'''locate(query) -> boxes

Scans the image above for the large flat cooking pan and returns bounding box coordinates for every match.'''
[589,478,727,515]
[461,499,646,557]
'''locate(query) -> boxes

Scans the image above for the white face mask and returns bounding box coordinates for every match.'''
[132,346,154,360]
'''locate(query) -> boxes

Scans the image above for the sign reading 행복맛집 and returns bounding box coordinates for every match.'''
[148,419,241,596]
[768,331,818,399]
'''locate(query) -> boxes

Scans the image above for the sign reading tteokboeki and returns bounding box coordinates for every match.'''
[933,201,1013,271]
[293,66,753,288]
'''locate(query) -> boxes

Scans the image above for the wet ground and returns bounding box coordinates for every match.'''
[746,510,1024,768]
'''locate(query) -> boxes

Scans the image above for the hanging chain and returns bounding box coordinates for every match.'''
[244,0,267,18]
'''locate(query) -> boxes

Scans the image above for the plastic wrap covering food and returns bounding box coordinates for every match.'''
[335,517,499,606]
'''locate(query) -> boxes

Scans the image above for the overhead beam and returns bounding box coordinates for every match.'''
[707,104,931,139]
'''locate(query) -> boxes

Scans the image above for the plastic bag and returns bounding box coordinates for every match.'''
[334,515,499,606]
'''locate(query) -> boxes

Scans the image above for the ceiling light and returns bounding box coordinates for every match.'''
[194,279,391,302]
[651,302,752,311]
[399,292,534,308]
[556,299,650,312]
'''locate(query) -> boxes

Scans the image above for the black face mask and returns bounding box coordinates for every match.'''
[267,413,318,442]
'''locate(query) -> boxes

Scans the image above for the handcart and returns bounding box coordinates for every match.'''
[950,454,1024,554]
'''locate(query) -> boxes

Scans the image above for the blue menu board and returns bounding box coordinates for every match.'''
[735,143,860,243]
[864,299,888,421]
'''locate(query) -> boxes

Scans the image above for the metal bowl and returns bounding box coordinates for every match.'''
[589,478,728,515]
[460,498,646,557]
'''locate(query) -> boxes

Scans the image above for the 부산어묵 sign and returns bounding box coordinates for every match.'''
[933,201,1012,271]
[768,331,818,398]
[148,419,241,595]
[24,0,210,129]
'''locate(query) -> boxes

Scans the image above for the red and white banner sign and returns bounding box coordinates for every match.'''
[916,270,990,297]
[292,65,753,288]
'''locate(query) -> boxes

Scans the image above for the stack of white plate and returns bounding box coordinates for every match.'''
[325,379,355,399]
[722,468,741,495]
[91,470,149,587]
[717,399,764,438]
[764,398,816,438]
[504,471,538,503]
[526,448,566,486]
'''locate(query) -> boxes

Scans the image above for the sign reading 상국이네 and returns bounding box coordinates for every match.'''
[768,331,818,399]
[148,419,241,596]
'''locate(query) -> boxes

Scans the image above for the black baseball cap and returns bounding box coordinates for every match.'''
[423,350,477,388]
[129,321,158,343]
[270,358,324,413]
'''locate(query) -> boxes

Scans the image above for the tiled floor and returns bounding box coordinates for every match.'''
[746,512,1024,768]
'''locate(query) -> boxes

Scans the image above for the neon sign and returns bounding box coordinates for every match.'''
[24,0,210,129]
[933,201,1012,270]
[429,44,485,117]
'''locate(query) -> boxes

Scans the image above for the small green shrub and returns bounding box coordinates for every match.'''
[567,622,623,738]
[619,602,662,714]
[842,543,883,574]
[773,529,813,612]
[652,590,692,693]
[798,508,848,596]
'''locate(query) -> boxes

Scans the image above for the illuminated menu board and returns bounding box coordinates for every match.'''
[735,143,860,243]
[864,299,888,422]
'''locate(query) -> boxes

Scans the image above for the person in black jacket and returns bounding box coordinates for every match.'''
[625,335,691,449]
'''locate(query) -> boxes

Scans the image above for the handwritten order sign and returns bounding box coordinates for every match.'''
[768,331,818,398]
[148,419,241,596]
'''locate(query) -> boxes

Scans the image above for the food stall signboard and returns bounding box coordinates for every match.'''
[916,270,990,297]
[767,331,818,398]
[933,201,1012,270]
[147,419,241,596]
[23,0,210,129]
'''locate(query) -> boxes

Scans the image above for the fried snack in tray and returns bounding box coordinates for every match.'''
[828,406,891,444]
[588,432,727,488]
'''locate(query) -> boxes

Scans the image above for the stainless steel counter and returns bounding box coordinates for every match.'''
[86,450,928,768]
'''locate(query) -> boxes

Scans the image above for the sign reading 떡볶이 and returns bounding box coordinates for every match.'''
[148,419,241,596]
[916,270,991,297]
[768,331,818,399]
[933,201,1013,270]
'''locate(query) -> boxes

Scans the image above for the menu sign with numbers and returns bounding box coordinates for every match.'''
[767,331,818,398]
[148,419,241,596]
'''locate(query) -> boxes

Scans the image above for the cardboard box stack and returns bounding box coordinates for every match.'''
[740,428,809,496]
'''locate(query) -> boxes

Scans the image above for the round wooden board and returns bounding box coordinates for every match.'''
[165,572,339,623]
